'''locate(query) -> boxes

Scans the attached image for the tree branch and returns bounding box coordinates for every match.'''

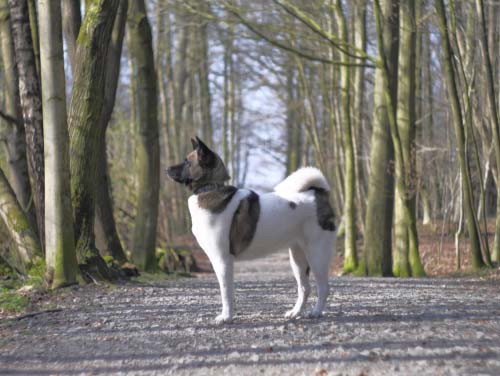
[226,7,376,68]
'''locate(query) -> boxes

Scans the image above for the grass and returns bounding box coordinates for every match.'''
[0,287,29,314]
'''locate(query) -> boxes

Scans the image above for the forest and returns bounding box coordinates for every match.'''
[0,0,500,291]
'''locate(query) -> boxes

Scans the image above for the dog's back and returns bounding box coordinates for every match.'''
[237,167,335,260]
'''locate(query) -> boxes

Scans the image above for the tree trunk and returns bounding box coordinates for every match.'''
[39,0,79,288]
[0,0,35,232]
[476,0,500,264]
[126,0,160,271]
[0,167,42,274]
[26,0,38,75]
[196,2,213,146]
[435,0,485,269]
[61,0,81,76]
[8,0,45,250]
[285,62,300,175]
[361,0,398,277]
[68,0,119,281]
[393,0,424,277]
[334,0,357,273]
[94,0,128,264]
[222,23,233,165]
[352,0,368,234]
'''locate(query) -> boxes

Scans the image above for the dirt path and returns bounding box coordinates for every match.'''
[1,253,500,375]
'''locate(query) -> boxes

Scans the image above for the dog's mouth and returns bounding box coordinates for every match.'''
[166,167,192,186]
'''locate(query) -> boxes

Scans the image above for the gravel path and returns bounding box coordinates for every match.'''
[1,253,500,375]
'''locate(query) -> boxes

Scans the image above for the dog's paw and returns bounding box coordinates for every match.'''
[285,309,301,319]
[215,314,233,325]
[306,310,323,319]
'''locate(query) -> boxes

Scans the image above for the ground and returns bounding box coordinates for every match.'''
[1,253,500,376]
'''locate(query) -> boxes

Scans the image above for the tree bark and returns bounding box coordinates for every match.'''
[196,2,213,146]
[39,0,79,288]
[61,0,81,76]
[126,0,160,271]
[352,0,368,234]
[435,0,485,269]
[476,0,500,264]
[393,0,425,277]
[361,0,398,277]
[94,0,128,264]
[0,0,35,232]
[334,0,357,273]
[8,0,45,250]
[0,167,42,274]
[68,0,119,280]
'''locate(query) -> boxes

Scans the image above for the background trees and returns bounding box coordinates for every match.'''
[0,0,499,285]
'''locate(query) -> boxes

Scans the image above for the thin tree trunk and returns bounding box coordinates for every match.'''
[286,62,300,175]
[222,23,233,165]
[476,0,500,264]
[8,0,45,250]
[196,2,213,146]
[94,0,128,264]
[352,0,367,234]
[61,0,81,76]
[127,0,160,271]
[0,167,42,274]
[69,0,119,281]
[0,0,35,232]
[39,0,79,288]
[334,0,357,273]
[435,0,485,269]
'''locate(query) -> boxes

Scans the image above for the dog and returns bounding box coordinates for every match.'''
[166,137,336,324]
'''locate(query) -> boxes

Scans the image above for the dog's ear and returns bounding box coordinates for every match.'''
[195,137,216,168]
[191,138,199,150]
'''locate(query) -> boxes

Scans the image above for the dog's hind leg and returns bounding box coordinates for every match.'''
[304,231,334,318]
[211,255,234,324]
[285,244,311,319]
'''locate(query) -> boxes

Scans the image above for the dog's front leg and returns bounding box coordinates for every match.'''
[212,256,234,324]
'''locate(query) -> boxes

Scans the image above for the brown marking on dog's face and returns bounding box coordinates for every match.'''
[230,190,260,256]
[166,137,230,191]
[312,188,336,231]
[198,186,238,213]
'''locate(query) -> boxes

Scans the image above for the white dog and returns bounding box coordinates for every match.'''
[167,137,336,324]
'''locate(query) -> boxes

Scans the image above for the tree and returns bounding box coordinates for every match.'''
[8,0,45,249]
[0,168,42,274]
[0,0,35,231]
[61,0,81,76]
[334,0,357,273]
[361,0,398,276]
[94,0,128,264]
[68,0,119,280]
[38,0,79,288]
[475,0,500,263]
[435,0,486,269]
[393,0,425,277]
[126,0,160,270]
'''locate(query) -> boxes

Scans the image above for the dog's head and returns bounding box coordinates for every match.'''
[166,137,230,191]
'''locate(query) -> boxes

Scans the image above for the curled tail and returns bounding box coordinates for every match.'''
[274,167,330,194]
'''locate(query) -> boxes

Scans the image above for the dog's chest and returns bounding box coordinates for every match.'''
[188,190,249,254]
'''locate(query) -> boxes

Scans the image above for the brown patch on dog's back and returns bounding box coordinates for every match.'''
[311,188,336,231]
[230,191,260,256]
[198,186,238,213]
